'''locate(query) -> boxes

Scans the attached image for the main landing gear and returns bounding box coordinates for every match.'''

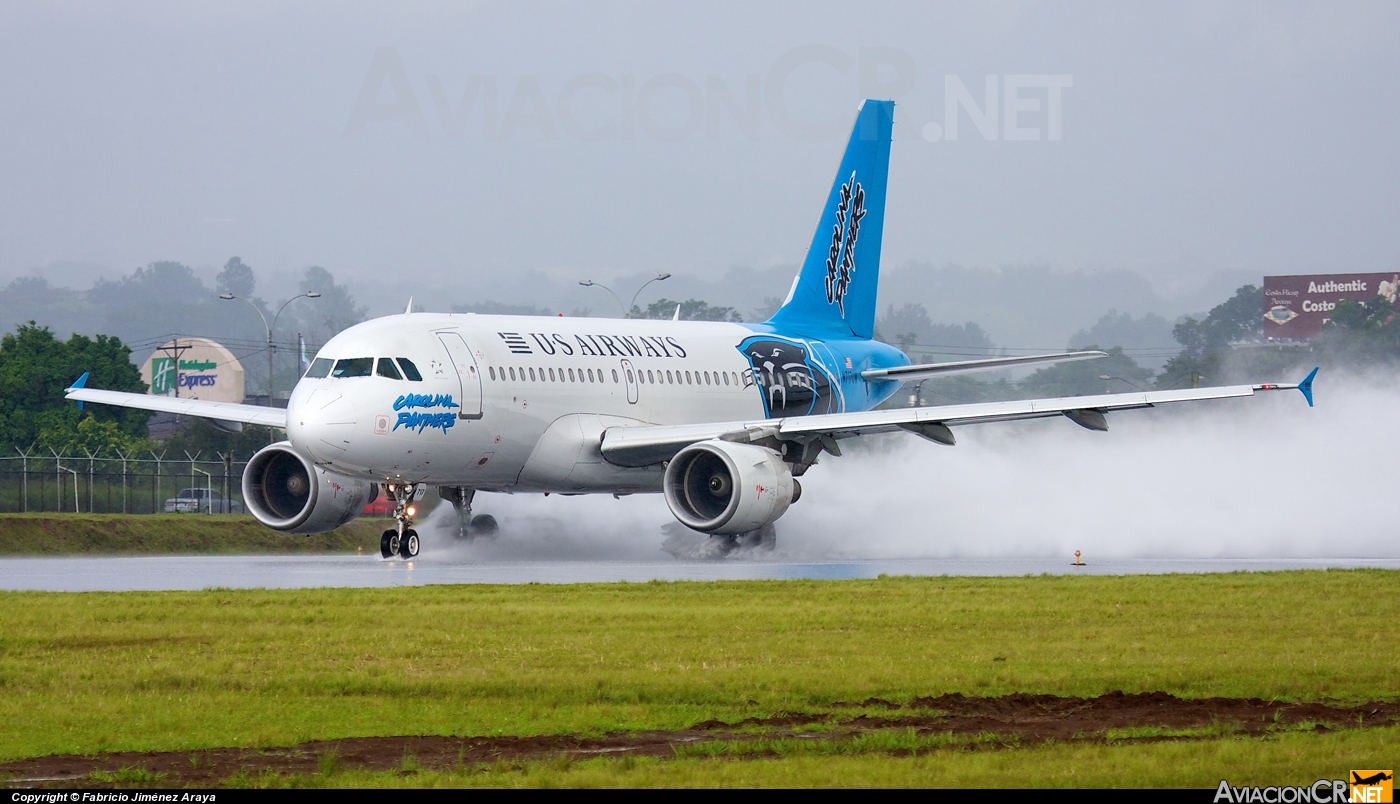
[380,482,422,559]
[711,524,778,554]
[439,486,499,541]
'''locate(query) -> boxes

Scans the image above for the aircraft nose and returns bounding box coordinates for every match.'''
[293,389,356,460]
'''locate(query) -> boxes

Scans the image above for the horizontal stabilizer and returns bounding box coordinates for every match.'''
[862,350,1108,383]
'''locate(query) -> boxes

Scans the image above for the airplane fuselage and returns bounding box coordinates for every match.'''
[288,313,908,493]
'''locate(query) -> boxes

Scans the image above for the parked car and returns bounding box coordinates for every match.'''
[164,488,246,514]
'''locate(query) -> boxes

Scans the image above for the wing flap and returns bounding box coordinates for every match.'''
[861,350,1107,382]
[65,387,289,429]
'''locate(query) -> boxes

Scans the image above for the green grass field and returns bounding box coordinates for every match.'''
[0,570,1395,787]
[0,513,388,554]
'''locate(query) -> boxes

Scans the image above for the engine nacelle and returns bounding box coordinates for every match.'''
[663,440,797,534]
[242,442,378,534]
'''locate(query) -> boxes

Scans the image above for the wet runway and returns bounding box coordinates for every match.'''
[0,554,1396,592]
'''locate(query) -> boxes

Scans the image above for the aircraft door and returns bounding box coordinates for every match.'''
[436,331,484,419]
[620,359,639,404]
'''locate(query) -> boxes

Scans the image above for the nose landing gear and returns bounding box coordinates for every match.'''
[379,482,422,559]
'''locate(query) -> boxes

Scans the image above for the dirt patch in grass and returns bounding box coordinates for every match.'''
[4,692,1394,787]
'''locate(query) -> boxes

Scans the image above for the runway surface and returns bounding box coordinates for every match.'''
[0,554,1396,592]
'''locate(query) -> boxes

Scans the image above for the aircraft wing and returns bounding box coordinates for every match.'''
[599,369,1318,468]
[861,350,1107,382]
[65,374,288,430]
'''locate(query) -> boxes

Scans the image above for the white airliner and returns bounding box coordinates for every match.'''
[67,99,1317,559]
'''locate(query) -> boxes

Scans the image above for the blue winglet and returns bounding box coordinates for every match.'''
[69,371,89,410]
[1298,366,1318,408]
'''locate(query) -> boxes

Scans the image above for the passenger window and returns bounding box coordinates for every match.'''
[376,358,403,380]
[723,372,730,386]
[396,358,423,381]
[509,367,517,381]
[305,358,333,379]
[568,368,576,382]
[612,369,619,383]
[332,357,373,378]
[489,367,496,380]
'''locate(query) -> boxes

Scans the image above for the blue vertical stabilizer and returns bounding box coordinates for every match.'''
[765,99,894,340]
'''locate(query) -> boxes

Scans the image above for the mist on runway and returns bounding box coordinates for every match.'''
[420,373,1400,562]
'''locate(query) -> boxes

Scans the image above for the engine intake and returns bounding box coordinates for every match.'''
[663,440,796,534]
[242,442,377,534]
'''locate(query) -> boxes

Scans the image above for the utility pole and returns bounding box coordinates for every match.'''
[154,339,192,397]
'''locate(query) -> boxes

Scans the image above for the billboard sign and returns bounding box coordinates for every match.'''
[140,338,246,403]
[1263,273,1400,340]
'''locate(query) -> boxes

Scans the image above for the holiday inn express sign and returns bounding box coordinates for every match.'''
[140,337,246,403]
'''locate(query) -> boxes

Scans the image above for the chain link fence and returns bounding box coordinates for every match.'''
[0,454,249,514]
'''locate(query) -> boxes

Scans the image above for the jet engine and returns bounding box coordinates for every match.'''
[242,442,378,534]
[663,440,799,534]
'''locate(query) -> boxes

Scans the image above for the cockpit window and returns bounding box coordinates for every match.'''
[375,358,402,380]
[304,358,333,379]
[396,357,423,382]
[331,357,374,378]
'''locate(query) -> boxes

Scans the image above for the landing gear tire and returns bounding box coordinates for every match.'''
[380,530,397,558]
[397,528,420,559]
[469,514,498,537]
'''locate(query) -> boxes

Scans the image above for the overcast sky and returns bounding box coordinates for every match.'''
[1,1,1396,309]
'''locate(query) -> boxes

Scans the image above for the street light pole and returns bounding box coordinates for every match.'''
[577,280,625,317]
[628,273,672,318]
[579,273,671,319]
[221,292,321,405]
